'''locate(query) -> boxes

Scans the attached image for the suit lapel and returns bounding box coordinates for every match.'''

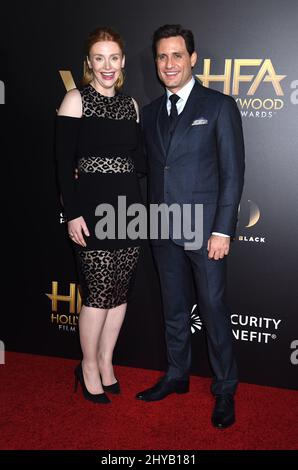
[156,94,168,160]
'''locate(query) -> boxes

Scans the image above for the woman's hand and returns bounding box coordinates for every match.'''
[68,216,90,247]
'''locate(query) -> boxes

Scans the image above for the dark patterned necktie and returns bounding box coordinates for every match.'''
[169,94,180,135]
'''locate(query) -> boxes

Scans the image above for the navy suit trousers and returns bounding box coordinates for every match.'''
[152,239,238,396]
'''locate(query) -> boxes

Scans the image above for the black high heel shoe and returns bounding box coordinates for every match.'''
[74,363,111,404]
[102,380,121,395]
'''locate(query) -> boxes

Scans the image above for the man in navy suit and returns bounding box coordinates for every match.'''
[136,25,245,428]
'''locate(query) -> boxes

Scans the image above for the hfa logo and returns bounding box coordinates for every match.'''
[196,59,297,118]
[196,59,285,96]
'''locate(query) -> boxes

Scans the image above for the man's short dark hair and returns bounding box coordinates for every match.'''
[152,24,195,58]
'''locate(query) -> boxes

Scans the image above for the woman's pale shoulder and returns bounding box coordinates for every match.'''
[58,88,82,117]
[63,88,82,102]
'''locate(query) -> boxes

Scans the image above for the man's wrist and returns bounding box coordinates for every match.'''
[212,232,230,238]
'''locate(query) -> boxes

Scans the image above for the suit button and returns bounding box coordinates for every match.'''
[164,166,170,170]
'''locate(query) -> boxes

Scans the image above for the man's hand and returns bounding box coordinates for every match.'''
[207,234,230,260]
[68,216,89,247]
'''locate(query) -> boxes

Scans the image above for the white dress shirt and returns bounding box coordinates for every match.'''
[166,77,229,238]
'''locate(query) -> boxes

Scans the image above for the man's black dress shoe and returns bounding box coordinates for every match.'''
[211,394,235,428]
[136,376,189,402]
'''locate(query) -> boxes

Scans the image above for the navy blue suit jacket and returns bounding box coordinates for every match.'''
[141,80,245,246]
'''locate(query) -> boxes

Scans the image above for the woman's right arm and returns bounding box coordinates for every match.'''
[56,89,89,247]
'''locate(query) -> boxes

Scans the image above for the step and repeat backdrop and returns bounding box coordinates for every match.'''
[2,0,297,389]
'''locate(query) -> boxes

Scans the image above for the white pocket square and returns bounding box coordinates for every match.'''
[192,118,208,126]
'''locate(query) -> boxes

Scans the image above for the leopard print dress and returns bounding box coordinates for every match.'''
[73,84,142,309]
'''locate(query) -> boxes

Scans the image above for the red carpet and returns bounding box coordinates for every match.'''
[0,352,297,450]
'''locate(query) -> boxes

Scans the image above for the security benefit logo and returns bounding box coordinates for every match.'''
[196,59,297,119]
[190,304,203,334]
[46,281,82,332]
[237,199,266,244]
[190,308,281,344]
[231,314,281,344]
